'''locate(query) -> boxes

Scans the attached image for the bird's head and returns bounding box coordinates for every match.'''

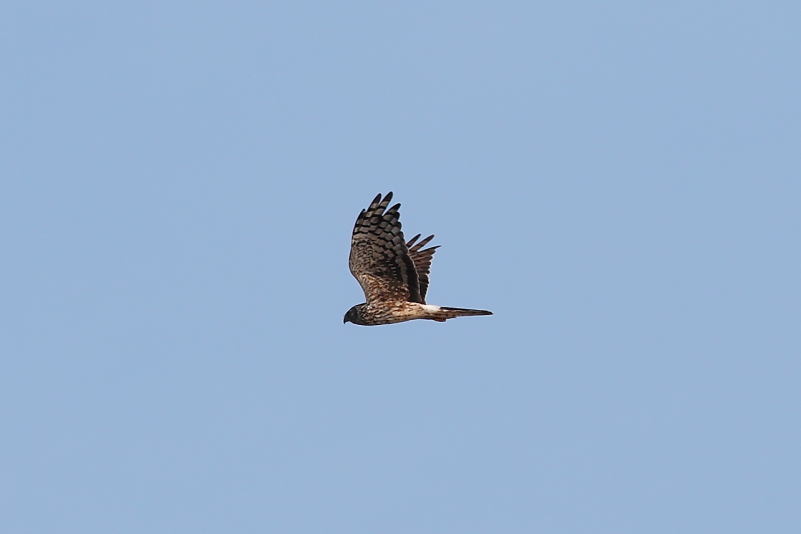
[343,304,367,325]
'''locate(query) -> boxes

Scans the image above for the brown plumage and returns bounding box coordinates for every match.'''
[344,192,493,326]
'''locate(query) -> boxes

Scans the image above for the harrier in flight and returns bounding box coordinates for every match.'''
[344,192,492,326]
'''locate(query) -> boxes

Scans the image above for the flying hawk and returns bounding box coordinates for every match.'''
[344,192,493,326]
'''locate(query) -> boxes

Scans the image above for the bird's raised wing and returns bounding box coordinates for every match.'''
[405,233,439,303]
[349,192,424,304]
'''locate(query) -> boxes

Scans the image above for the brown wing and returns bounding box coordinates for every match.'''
[405,233,439,303]
[349,192,424,304]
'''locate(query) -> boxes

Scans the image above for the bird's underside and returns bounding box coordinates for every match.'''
[344,192,492,326]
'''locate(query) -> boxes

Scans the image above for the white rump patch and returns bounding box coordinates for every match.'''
[421,304,442,312]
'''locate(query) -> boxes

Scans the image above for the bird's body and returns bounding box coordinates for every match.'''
[344,192,492,326]
[345,302,492,325]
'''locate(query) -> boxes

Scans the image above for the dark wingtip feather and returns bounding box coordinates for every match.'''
[416,234,435,249]
[406,234,422,248]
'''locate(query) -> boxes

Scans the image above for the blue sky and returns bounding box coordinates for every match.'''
[1,2,799,533]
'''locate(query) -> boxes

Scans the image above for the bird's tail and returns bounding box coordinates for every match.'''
[429,306,493,322]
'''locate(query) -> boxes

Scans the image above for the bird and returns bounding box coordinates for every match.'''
[344,192,493,326]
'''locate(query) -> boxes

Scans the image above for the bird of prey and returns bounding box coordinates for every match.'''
[344,192,493,326]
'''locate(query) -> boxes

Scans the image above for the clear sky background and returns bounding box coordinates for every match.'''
[2,2,799,533]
